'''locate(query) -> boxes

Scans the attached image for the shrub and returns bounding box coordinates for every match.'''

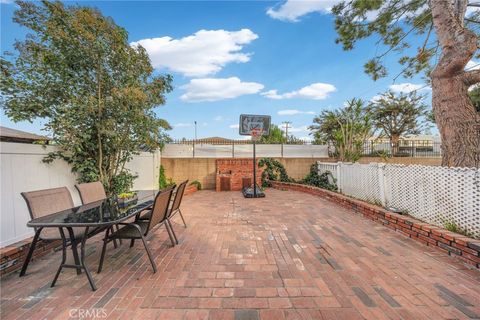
[444,221,472,237]
[111,171,137,195]
[258,158,292,187]
[190,180,202,190]
[302,164,337,191]
[159,165,175,190]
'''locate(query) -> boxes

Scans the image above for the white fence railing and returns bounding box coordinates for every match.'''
[162,143,329,158]
[0,142,161,247]
[317,162,480,238]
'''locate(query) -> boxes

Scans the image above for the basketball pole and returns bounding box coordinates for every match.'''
[253,139,256,198]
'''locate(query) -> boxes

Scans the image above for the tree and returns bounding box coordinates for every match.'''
[309,98,373,162]
[332,0,480,167]
[369,90,431,152]
[0,1,173,194]
[469,86,480,112]
[258,124,303,144]
[259,124,286,144]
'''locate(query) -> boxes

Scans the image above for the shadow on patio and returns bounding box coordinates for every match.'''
[1,189,479,320]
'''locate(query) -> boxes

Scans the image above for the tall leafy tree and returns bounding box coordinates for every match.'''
[332,0,480,167]
[259,124,286,144]
[368,90,431,151]
[258,124,303,144]
[309,98,373,162]
[0,0,173,194]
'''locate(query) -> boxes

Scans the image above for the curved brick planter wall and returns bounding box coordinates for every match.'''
[270,181,480,270]
[0,186,199,276]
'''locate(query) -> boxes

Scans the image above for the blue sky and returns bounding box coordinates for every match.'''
[1,1,436,140]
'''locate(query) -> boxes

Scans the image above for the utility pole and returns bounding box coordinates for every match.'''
[282,121,291,141]
[194,121,197,140]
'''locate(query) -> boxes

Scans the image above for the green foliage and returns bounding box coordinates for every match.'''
[301,164,337,191]
[118,191,136,199]
[331,1,479,80]
[258,158,292,187]
[309,98,373,162]
[444,221,472,237]
[190,180,202,190]
[111,171,136,195]
[368,90,431,144]
[332,0,431,80]
[259,124,286,144]
[1,1,172,195]
[158,165,175,190]
[257,124,304,144]
[468,86,480,113]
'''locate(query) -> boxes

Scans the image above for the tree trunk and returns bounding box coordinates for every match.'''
[432,75,480,167]
[390,134,400,156]
[430,0,480,168]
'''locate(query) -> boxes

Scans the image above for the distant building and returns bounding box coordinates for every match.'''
[366,134,441,155]
[0,126,50,144]
[367,134,441,142]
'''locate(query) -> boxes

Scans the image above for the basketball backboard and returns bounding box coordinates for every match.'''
[239,114,271,136]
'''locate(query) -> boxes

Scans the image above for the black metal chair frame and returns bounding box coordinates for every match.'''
[169,180,188,228]
[97,186,176,274]
[19,188,99,279]
[75,182,121,248]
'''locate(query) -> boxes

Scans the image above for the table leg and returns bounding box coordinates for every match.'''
[67,227,82,275]
[79,226,97,291]
[19,227,43,277]
[51,227,67,287]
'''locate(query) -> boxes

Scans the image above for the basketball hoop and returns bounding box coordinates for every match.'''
[238,114,270,198]
[250,128,263,141]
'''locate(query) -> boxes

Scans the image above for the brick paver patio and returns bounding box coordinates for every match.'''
[1,189,479,320]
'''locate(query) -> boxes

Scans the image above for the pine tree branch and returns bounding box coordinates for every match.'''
[464,69,480,86]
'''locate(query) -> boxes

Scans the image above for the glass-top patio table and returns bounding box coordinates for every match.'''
[23,190,158,291]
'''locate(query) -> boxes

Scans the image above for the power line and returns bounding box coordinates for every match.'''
[282,121,291,140]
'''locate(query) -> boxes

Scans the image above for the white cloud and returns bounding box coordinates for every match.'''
[299,136,313,141]
[214,116,224,121]
[370,95,383,103]
[468,83,480,92]
[262,83,336,100]
[466,60,480,70]
[180,77,264,102]
[229,124,240,129]
[467,6,480,16]
[288,125,309,133]
[267,0,340,22]
[278,109,315,116]
[174,122,192,127]
[131,29,258,77]
[267,1,431,23]
[389,83,430,94]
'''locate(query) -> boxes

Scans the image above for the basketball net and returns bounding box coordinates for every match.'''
[250,128,263,141]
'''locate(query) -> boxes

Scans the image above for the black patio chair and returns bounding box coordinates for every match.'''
[75,181,121,247]
[139,180,188,227]
[138,180,188,245]
[97,185,176,274]
[19,187,86,277]
[168,180,188,228]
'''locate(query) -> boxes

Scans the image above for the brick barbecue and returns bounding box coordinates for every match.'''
[216,159,263,192]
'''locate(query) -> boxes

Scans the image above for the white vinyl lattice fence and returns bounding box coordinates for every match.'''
[317,162,480,238]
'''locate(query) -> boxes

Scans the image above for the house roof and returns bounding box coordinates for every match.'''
[196,136,235,142]
[0,126,50,143]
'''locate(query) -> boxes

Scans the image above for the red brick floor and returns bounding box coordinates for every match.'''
[1,189,480,320]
